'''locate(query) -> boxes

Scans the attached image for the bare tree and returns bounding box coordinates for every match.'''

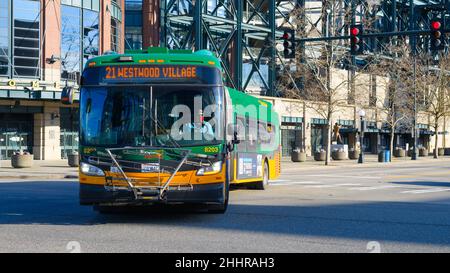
[278,2,371,165]
[421,54,450,158]
[368,44,415,161]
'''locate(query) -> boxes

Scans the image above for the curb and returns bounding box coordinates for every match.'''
[0,175,79,180]
[281,158,450,171]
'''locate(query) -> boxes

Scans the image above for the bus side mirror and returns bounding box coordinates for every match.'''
[232,131,241,145]
[61,87,74,105]
[227,124,240,145]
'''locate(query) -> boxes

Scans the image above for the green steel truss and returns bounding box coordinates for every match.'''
[160,0,450,96]
[161,0,302,96]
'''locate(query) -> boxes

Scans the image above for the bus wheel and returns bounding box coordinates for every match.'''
[207,182,229,214]
[255,161,269,190]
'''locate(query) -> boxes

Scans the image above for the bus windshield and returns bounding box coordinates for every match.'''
[80,85,224,148]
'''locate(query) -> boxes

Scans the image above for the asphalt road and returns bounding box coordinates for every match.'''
[1,160,450,253]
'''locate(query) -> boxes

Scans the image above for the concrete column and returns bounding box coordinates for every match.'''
[142,0,160,47]
[42,0,61,83]
[33,106,61,160]
[119,0,125,53]
[100,0,112,53]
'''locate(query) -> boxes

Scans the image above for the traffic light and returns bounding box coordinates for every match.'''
[430,19,445,51]
[283,29,296,59]
[350,24,364,55]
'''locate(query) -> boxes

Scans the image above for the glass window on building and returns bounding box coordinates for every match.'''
[281,126,303,157]
[61,5,81,81]
[125,0,143,50]
[13,0,41,78]
[111,18,121,53]
[0,113,34,159]
[0,0,9,77]
[60,107,79,159]
[311,124,326,152]
[82,9,99,67]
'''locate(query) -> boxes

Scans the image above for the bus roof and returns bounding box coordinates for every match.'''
[85,47,222,70]
[227,87,278,124]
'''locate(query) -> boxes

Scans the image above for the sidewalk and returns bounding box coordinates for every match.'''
[1,155,449,180]
[281,154,450,171]
[0,160,78,180]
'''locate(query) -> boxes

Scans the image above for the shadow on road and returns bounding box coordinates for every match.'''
[1,180,450,247]
[391,181,450,187]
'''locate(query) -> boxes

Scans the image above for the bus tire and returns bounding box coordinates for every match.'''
[208,181,229,214]
[255,161,269,190]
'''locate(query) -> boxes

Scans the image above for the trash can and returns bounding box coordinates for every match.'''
[378,151,385,163]
[384,150,391,162]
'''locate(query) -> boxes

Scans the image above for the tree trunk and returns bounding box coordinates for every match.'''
[390,130,395,162]
[434,120,439,159]
[324,123,331,166]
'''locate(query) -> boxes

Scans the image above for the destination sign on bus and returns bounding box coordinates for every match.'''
[81,65,222,85]
[104,66,197,80]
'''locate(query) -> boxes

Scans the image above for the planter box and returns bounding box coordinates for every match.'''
[394,149,406,158]
[331,151,347,160]
[408,148,419,157]
[314,151,326,161]
[348,150,360,160]
[438,148,445,156]
[11,154,33,168]
[68,154,79,167]
[445,148,450,156]
[291,151,307,162]
[419,148,428,157]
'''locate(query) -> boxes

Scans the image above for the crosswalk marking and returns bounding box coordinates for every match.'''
[348,185,404,191]
[270,181,321,186]
[269,180,450,195]
[303,174,381,180]
[401,188,450,194]
[305,183,361,188]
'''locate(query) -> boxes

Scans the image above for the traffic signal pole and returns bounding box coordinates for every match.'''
[410,0,418,161]
[296,29,433,43]
[294,22,448,161]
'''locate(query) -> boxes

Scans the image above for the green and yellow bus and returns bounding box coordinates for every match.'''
[77,47,280,213]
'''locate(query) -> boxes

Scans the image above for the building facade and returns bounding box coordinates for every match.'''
[0,0,124,160]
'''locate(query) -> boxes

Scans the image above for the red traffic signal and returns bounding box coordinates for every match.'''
[282,32,292,40]
[430,19,445,51]
[350,24,363,55]
[431,21,442,30]
[350,27,360,36]
[282,30,295,59]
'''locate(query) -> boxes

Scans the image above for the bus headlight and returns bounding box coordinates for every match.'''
[80,162,105,177]
[197,161,222,176]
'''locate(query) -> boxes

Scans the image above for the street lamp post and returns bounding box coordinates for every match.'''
[358,110,366,164]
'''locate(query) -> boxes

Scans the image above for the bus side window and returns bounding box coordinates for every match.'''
[258,122,271,145]
[247,117,257,152]
[236,116,246,151]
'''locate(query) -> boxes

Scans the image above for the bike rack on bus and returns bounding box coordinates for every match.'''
[105,147,191,201]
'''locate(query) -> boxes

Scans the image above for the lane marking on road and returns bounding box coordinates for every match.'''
[270,181,321,186]
[305,183,361,188]
[401,188,450,194]
[303,174,381,179]
[348,185,404,191]
[386,171,450,180]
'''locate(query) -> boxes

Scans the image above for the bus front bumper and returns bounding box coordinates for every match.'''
[79,182,225,206]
